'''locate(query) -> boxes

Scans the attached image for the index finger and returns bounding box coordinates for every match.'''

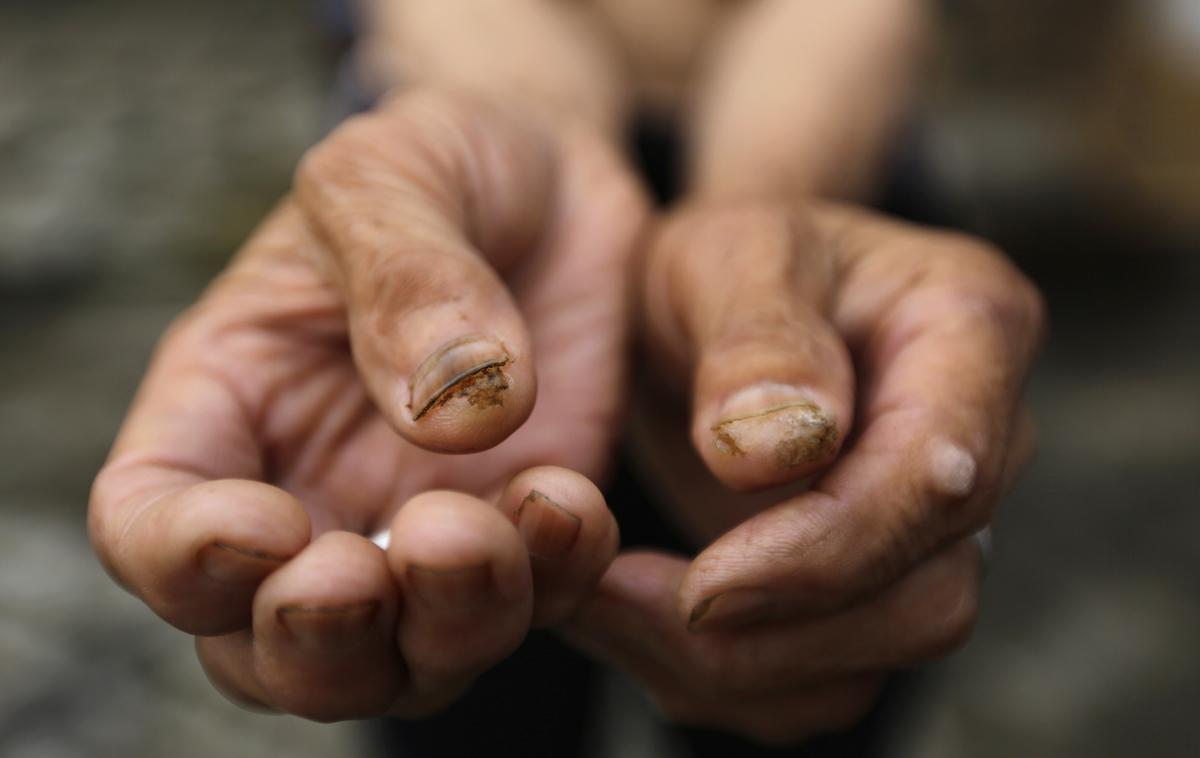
[678,206,1045,629]
[88,207,325,635]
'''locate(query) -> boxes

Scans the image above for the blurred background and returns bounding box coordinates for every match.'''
[0,1,1196,757]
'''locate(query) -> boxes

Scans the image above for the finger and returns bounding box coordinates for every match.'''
[87,204,385,635]
[295,90,556,454]
[643,203,854,491]
[236,531,402,722]
[567,544,977,698]
[678,208,1045,625]
[90,331,311,634]
[386,490,533,716]
[561,555,888,744]
[196,631,272,712]
[495,466,618,626]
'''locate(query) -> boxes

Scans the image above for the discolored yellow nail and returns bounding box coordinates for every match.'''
[409,335,510,421]
[711,387,838,469]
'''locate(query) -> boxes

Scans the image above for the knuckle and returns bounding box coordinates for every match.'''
[928,237,1046,344]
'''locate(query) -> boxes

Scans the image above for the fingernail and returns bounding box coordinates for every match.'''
[515,490,582,561]
[406,562,493,614]
[711,384,838,468]
[199,542,286,585]
[410,335,510,420]
[688,588,777,633]
[276,600,381,651]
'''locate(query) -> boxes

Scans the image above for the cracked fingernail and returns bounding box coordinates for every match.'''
[199,542,286,585]
[711,384,838,468]
[410,335,510,420]
[406,562,493,613]
[515,490,582,561]
[277,600,380,651]
[688,588,776,633]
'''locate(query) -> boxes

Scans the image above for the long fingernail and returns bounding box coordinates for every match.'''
[277,600,381,651]
[688,588,776,633]
[515,490,582,561]
[410,335,510,420]
[406,563,493,614]
[711,385,838,468]
[199,542,286,585]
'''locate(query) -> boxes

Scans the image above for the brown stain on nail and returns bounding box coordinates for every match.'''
[711,401,838,468]
[413,359,509,420]
[773,418,837,468]
[713,426,746,457]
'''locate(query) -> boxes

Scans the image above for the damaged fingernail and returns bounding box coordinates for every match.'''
[199,542,286,585]
[277,600,380,651]
[688,588,776,633]
[711,385,838,468]
[410,335,510,421]
[406,562,493,613]
[515,490,582,561]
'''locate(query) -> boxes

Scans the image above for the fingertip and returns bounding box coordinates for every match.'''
[497,466,619,626]
[118,479,311,635]
[387,491,531,607]
[387,491,533,690]
[250,532,402,720]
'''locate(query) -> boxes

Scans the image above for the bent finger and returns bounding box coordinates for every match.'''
[247,531,402,722]
[386,490,533,716]
[495,466,618,626]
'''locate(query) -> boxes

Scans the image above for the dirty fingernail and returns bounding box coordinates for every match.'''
[410,335,510,420]
[712,384,838,468]
[199,542,286,585]
[515,490,582,561]
[688,588,777,633]
[277,600,381,651]
[406,563,494,614]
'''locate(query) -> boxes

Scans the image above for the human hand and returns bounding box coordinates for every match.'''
[88,90,646,720]
[564,200,1044,744]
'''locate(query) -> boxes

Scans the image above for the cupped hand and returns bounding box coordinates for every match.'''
[88,90,646,720]
[564,200,1045,744]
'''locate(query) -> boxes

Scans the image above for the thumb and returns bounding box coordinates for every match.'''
[295,90,554,453]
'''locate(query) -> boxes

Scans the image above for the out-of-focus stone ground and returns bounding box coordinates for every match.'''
[0,1,1196,757]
